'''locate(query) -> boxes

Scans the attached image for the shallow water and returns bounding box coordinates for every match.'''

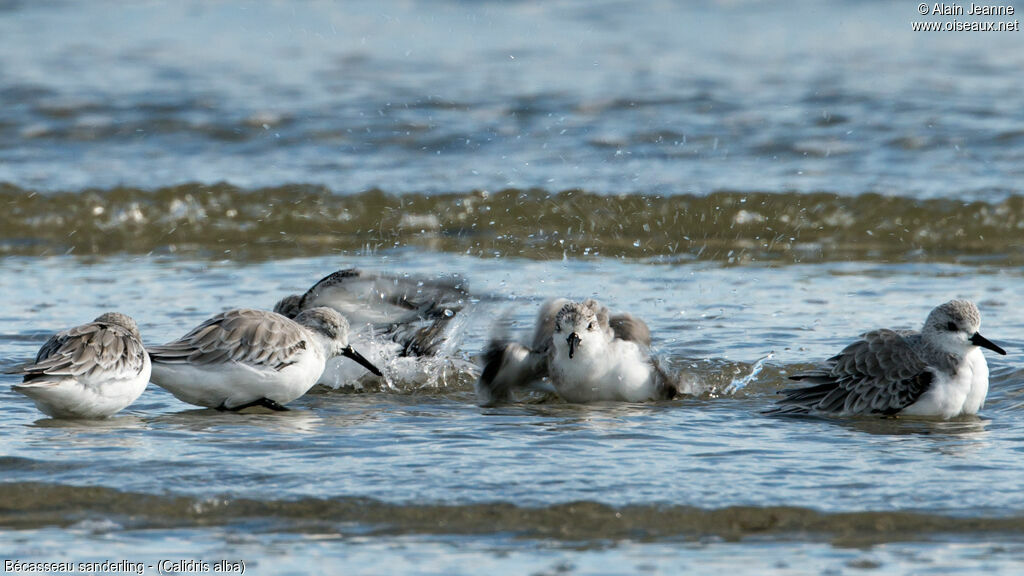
[3,255,1024,573]
[2,0,1024,574]
[2,0,1023,199]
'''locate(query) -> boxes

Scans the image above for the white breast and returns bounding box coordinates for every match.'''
[901,349,989,418]
[959,347,990,415]
[550,340,657,403]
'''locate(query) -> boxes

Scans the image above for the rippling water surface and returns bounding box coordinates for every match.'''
[2,1,1024,574]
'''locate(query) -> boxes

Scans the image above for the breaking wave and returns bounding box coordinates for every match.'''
[2,183,1022,264]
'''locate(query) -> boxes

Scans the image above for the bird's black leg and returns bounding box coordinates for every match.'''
[257,398,290,411]
[219,398,290,412]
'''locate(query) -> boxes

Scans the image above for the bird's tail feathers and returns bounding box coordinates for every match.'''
[762,379,838,415]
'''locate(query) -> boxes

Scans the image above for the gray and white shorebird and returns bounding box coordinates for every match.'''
[148,307,382,411]
[769,300,1006,418]
[9,312,151,419]
[274,268,468,386]
[476,298,678,405]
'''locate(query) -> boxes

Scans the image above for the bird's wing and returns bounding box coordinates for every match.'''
[475,340,549,406]
[148,309,308,371]
[300,268,469,326]
[15,322,147,382]
[530,298,570,352]
[771,329,933,415]
[609,313,652,347]
[296,268,470,356]
[386,318,451,357]
[607,309,668,397]
[474,299,572,405]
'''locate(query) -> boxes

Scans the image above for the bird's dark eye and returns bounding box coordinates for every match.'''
[588,322,596,331]
[946,321,958,332]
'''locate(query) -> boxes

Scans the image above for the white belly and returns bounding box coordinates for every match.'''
[150,350,325,409]
[14,357,151,419]
[902,349,989,418]
[551,341,657,403]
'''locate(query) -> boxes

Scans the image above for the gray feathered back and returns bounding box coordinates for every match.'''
[149,308,315,370]
[17,314,147,382]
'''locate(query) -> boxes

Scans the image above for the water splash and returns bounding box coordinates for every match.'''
[724,352,775,395]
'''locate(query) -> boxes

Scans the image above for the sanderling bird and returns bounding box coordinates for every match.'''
[148,307,381,411]
[769,299,1006,418]
[9,312,150,419]
[275,268,469,386]
[476,298,678,405]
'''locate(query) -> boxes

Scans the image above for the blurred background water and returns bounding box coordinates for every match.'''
[2,1,1024,574]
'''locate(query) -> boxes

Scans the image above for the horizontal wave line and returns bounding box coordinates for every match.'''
[2,481,1022,545]
[2,182,1023,264]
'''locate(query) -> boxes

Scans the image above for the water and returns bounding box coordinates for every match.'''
[2,1,1024,574]
[3,0,1023,198]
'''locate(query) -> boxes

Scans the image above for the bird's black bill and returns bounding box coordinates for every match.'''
[567,332,581,359]
[971,332,1007,355]
[342,345,384,376]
